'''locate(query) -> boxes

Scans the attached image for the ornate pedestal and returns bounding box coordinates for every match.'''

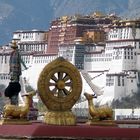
[44,111,76,125]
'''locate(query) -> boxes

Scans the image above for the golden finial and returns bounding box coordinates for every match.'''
[11,40,18,48]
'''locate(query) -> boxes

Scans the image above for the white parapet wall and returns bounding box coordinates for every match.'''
[115,108,140,120]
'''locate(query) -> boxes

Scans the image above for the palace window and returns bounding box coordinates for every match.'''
[4,56,7,63]
[134,42,136,49]
[106,76,114,86]
[125,55,126,59]
[118,76,121,86]
[1,56,3,63]
[122,77,124,86]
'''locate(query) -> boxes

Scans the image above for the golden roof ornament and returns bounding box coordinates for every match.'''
[11,41,18,48]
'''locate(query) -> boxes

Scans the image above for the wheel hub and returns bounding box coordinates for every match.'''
[57,80,65,89]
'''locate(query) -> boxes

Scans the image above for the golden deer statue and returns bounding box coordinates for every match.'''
[3,91,35,119]
[84,92,113,121]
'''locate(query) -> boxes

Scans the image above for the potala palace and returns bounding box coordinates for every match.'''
[0,12,140,111]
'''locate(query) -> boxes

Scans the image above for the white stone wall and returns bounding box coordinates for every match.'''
[115,109,140,120]
[114,76,126,99]
[58,45,75,64]
[13,32,21,40]
[22,54,57,89]
[125,72,138,96]
[0,73,10,87]
[136,54,140,70]
[108,27,140,41]
[13,30,46,42]
[0,55,10,74]
[84,54,111,71]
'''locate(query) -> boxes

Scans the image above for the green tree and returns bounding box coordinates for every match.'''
[112,92,140,109]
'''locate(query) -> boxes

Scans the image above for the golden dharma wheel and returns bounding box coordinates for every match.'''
[37,57,82,111]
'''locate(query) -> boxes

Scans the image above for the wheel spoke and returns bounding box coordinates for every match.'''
[58,89,64,97]
[49,82,56,86]
[52,87,57,93]
[50,72,72,98]
[63,75,70,82]
[58,72,63,80]
[65,82,72,87]
[51,75,58,82]
[63,88,70,95]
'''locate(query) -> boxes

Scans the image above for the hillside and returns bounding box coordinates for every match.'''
[50,0,128,18]
[0,0,140,45]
